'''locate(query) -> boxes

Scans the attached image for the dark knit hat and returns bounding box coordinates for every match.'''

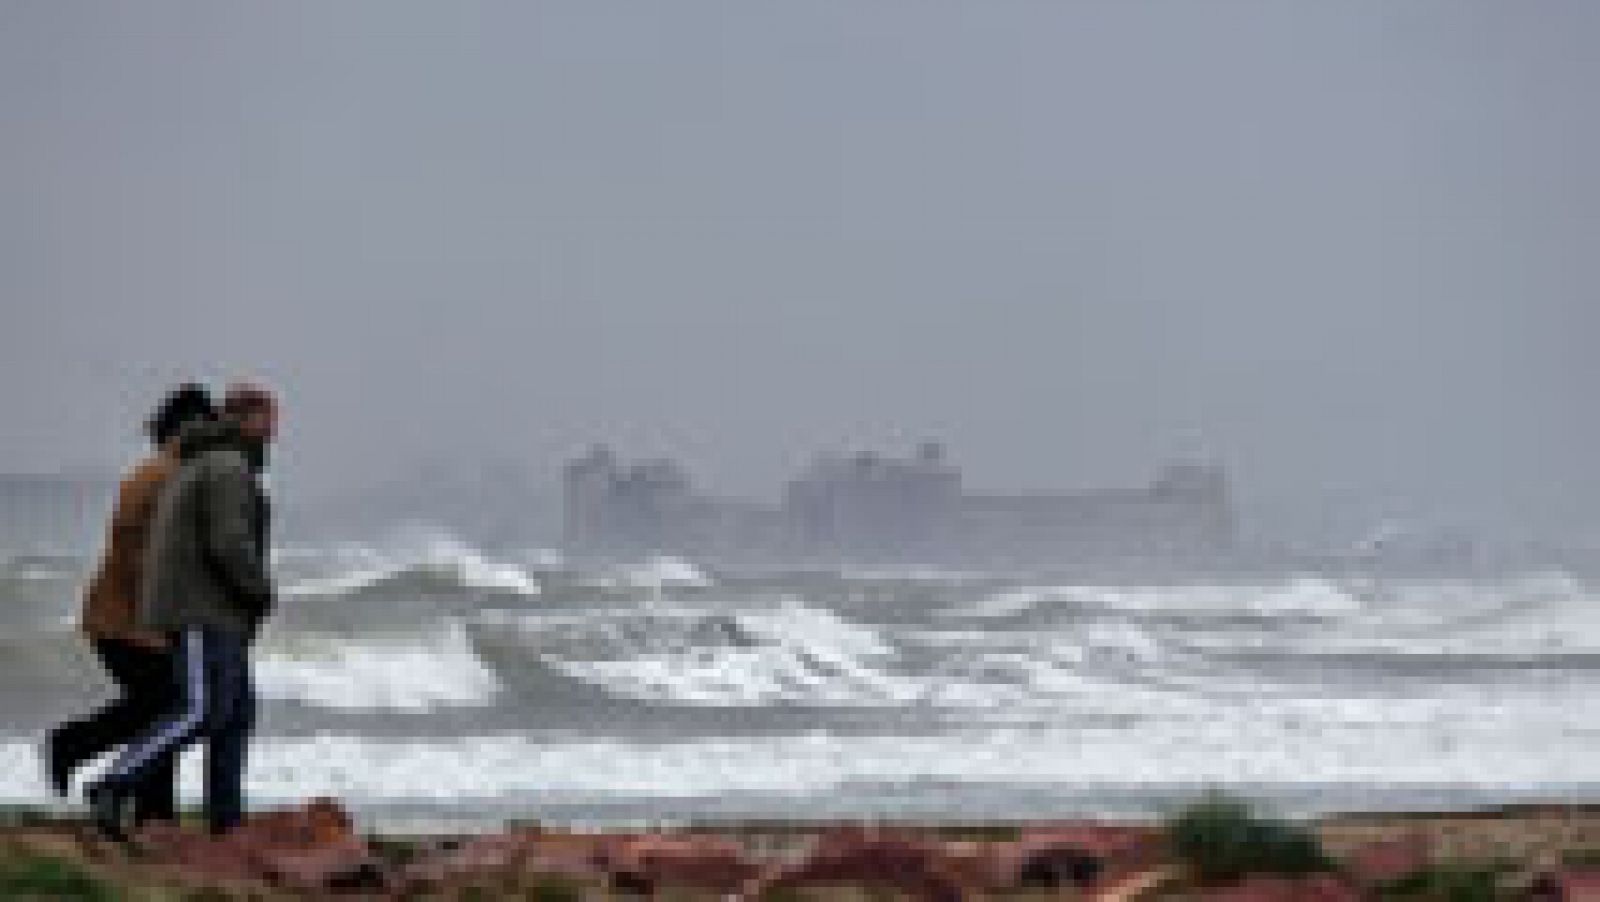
[145,383,216,445]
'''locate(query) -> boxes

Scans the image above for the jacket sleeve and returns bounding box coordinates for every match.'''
[111,465,167,569]
[197,454,274,619]
[82,470,151,612]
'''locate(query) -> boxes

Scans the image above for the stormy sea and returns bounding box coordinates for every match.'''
[3,532,1598,829]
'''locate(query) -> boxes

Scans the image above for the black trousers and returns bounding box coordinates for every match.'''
[50,637,179,824]
[98,627,256,834]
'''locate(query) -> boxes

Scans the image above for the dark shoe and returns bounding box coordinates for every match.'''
[85,783,131,845]
[40,732,74,798]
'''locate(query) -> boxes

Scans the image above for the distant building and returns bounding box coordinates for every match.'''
[958,462,1234,562]
[783,442,962,558]
[563,446,698,551]
[562,445,618,549]
[562,443,1234,563]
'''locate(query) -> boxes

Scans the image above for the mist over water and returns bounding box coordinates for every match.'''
[5,530,1599,825]
[4,1,1600,549]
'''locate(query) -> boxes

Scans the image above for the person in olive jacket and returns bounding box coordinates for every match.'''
[87,384,277,841]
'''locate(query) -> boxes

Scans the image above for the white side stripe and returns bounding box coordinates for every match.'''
[106,628,207,780]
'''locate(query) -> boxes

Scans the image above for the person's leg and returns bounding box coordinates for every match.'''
[88,629,211,840]
[116,644,181,826]
[44,639,150,794]
[133,752,179,827]
[202,630,254,835]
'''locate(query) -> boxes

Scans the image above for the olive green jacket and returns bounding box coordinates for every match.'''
[139,420,273,637]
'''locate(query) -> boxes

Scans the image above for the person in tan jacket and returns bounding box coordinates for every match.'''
[44,385,216,826]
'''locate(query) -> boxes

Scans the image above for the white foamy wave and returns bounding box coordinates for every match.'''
[945,578,1364,620]
[1103,578,1362,617]
[281,533,540,598]
[836,566,990,583]
[1170,572,1600,659]
[736,597,894,657]
[515,547,568,571]
[544,599,920,705]
[254,622,501,710]
[943,589,1045,619]
[7,698,1600,813]
[548,649,913,706]
[1443,575,1600,655]
[604,555,713,590]
[282,564,399,599]
[900,630,1169,705]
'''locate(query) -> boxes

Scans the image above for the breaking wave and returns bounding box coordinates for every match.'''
[4,542,1600,822]
[471,598,920,706]
[255,621,501,710]
[279,534,541,600]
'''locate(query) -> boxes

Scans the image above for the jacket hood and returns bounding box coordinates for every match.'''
[174,418,251,462]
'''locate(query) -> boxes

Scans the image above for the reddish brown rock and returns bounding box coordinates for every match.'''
[404,831,535,882]
[1018,821,1161,854]
[933,840,1011,889]
[1090,864,1181,902]
[239,799,383,892]
[244,796,356,846]
[264,845,387,893]
[7,824,116,867]
[1532,868,1600,901]
[1196,873,1362,902]
[523,832,617,882]
[132,830,265,887]
[1341,831,1433,886]
[129,798,383,893]
[753,829,976,901]
[955,821,1164,893]
[1004,825,1158,889]
[754,824,1165,899]
[602,833,761,893]
[400,829,628,894]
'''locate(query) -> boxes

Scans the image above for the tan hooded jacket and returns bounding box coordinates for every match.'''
[79,448,177,646]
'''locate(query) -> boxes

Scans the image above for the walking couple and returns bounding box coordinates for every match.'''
[45,382,279,843]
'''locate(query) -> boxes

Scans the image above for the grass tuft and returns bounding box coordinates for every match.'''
[0,851,113,901]
[1161,788,1335,884]
[1372,858,1518,900]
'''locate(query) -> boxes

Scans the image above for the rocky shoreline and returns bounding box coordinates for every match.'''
[3,798,1600,899]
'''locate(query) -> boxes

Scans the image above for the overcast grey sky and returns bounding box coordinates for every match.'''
[2,1,1597,540]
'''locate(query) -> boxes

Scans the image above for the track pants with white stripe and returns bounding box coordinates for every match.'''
[97,626,256,834]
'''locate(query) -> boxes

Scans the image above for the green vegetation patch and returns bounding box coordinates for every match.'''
[1372,858,1519,901]
[0,851,113,901]
[1161,788,1335,884]
[521,873,589,902]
